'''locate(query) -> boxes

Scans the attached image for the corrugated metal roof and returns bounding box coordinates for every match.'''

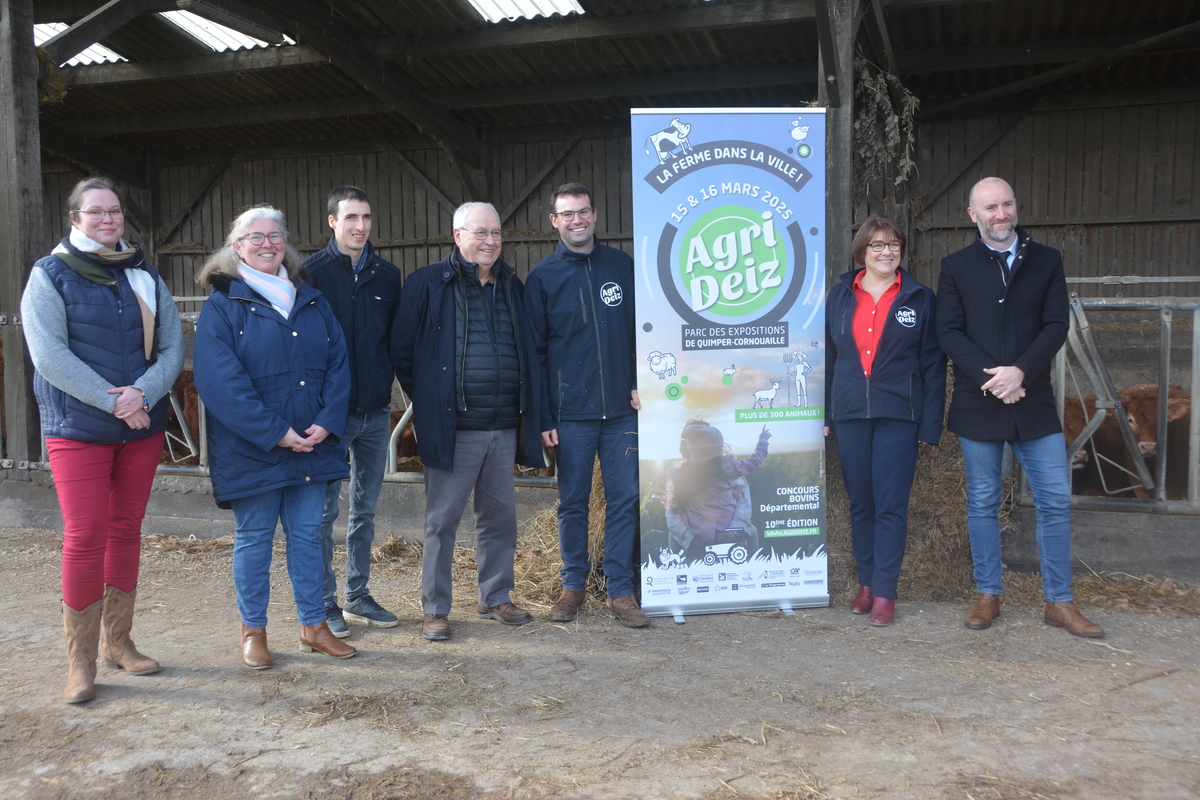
[37,0,1200,156]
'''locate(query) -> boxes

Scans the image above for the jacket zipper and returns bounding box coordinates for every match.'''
[582,258,609,418]
[458,280,469,411]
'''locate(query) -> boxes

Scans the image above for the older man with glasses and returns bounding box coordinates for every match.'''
[392,202,545,641]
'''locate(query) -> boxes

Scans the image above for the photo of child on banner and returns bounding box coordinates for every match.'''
[665,421,771,564]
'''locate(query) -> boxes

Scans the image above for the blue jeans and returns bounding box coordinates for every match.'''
[555,416,640,599]
[835,418,918,600]
[959,434,1074,601]
[231,481,327,627]
[321,409,390,605]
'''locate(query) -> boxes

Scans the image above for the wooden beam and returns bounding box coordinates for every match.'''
[447,150,485,203]
[897,31,1200,75]
[247,0,484,167]
[915,107,1029,217]
[2,0,47,468]
[61,28,1199,91]
[60,44,327,86]
[825,0,859,286]
[814,0,841,107]
[390,0,978,60]
[63,62,818,136]
[41,0,161,66]
[430,63,818,108]
[39,116,147,187]
[498,129,587,225]
[35,0,174,24]
[59,94,385,135]
[377,0,820,59]
[921,19,1200,118]
[377,136,459,215]
[868,0,898,76]
[157,148,239,245]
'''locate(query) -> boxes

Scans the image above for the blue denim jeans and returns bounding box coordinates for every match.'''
[554,415,640,599]
[959,434,1074,601]
[231,481,327,627]
[321,409,390,605]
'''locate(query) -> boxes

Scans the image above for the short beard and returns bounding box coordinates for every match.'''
[981,219,1016,244]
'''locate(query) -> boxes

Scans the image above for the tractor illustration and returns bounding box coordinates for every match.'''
[702,530,752,566]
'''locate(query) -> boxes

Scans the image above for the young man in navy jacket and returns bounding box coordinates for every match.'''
[524,183,647,627]
[302,187,403,637]
[937,177,1102,638]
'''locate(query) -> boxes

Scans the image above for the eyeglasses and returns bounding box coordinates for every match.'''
[553,207,594,222]
[867,241,903,253]
[74,208,124,220]
[239,232,285,245]
[463,229,503,241]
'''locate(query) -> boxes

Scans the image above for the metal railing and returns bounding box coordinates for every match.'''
[1049,295,1200,513]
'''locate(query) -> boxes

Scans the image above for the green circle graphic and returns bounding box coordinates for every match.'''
[676,205,788,320]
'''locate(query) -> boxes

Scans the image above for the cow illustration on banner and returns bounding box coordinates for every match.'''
[632,108,829,617]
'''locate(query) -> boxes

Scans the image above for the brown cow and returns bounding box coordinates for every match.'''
[1062,384,1191,498]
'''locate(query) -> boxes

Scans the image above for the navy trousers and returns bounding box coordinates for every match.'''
[834,418,919,600]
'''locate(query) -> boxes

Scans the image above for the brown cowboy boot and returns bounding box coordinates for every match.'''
[99,585,160,675]
[63,599,102,704]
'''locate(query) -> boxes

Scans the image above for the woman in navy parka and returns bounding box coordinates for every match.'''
[194,205,356,668]
[825,215,946,627]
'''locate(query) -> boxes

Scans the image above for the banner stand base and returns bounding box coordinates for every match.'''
[780,604,796,616]
[672,613,687,625]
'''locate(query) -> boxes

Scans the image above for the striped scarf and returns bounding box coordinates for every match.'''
[237,264,296,318]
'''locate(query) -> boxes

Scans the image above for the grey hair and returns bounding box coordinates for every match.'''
[196,204,305,286]
[452,201,500,231]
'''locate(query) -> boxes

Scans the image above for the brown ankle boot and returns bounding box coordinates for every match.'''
[241,625,272,669]
[63,599,102,704]
[99,585,160,675]
[299,621,358,659]
[1044,601,1104,638]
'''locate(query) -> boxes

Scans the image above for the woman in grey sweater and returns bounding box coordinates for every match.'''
[21,176,183,704]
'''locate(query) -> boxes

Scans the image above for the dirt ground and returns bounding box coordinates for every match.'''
[2,525,1198,800]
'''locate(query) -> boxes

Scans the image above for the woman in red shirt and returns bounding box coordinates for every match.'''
[824,215,946,626]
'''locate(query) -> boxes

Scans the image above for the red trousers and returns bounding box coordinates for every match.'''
[46,434,164,610]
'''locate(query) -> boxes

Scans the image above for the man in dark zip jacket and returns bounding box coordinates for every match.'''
[937,177,1103,638]
[524,183,647,628]
[392,202,543,641]
[303,187,403,637]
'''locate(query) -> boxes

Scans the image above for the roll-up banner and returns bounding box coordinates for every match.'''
[632,108,829,617]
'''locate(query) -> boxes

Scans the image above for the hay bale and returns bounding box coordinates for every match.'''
[825,369,1019,605]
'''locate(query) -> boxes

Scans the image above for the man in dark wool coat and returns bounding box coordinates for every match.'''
[936,177,1103,639]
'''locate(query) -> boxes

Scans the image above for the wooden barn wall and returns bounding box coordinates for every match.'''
[906,100,1200,297]
[40,135,636,303]
[39,99,1197,303]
